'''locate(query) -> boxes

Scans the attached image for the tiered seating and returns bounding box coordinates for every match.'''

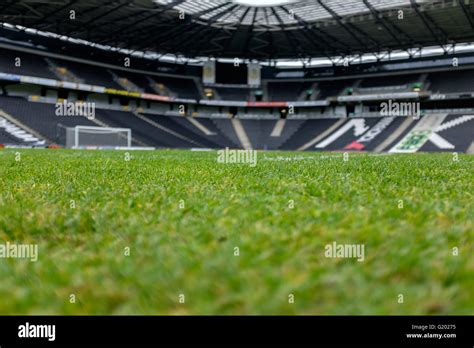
[316,118,381,151]
[139,114,219,148]
[3,48,474,102]
[280,119,338,150]
[353,74,420,95]
[0,128,23,145]
[149,82,173,96]
[0,115,44,145]
[151,76,200,100]
[115,77,143,93]
[317,79,356,98]
[112,71,155,94]
[240,119,277,149]
[420,115,474,152]
[267,81,313,101]
[0,96,95,143]
[195,106,230,118]
[238,108,278,119]
[171,117,236,148]
[210,119,242,148]
[45,58,83,83]
[55,59,122,89]
[429,70,474,94]
[0,50,55,79]
[265,120,306,150]
[361,117,407,152]
[215,87,249,101]
[0,96,473,152]
[359,74,418,88]
[95,110,199,148]
[53,67,82,83]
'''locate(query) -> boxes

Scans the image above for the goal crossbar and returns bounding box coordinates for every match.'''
[73,126,132,148]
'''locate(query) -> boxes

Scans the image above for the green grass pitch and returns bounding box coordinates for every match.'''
[0,149,472,315]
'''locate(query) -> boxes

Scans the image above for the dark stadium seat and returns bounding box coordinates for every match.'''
[279,119,337,150]
[420,115,474,153]
[151,76,200,100]
[171,117,237,148]
[239,119,275,149]
[215,87,250,101]
[54,59,123,89]
[0,96,96,143]
[139,114,221,148]
[0,128,24,145]
[317,79,356,99]
[359,74,418,88]
[94,110,201,148]
[265,120,307,150]
[361,117,407,152]
[429,70,474,94]
[111,70,156,94]
[210,119,242,148]
[0,49,55,79]
[267,81,313,101]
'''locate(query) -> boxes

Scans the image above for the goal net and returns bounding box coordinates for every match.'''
[66,126,132,148]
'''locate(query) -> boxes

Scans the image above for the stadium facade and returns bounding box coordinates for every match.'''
[0,0,473,153]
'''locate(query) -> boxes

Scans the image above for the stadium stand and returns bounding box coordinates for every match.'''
[215,87,250,101]
[0,49,55,79]
[0,92,473,152]
[137,114,220,148]
[0,96,95,143]
[152,76,200,100]
[113,71,156,94]
[0,128,20,145]
[93,110,200,148]
[316,80,357,99]
[428,70,474,94]
[352,117,407,152]
[279,119,340,151]
[171,117,235,148]
[209,118,243,149]
[239,119,277,149]
[0,0,474,153]
[359,74,419,89]
[267,81,314,101]
[54,59,123,89]
[0,112,45,146]
[420,115,474,152]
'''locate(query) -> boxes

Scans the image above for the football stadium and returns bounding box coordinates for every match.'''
[0,0,473,316]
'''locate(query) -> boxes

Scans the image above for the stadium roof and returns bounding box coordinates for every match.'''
[1,0,474,60]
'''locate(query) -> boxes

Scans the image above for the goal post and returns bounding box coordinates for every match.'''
[67,126,132,148]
